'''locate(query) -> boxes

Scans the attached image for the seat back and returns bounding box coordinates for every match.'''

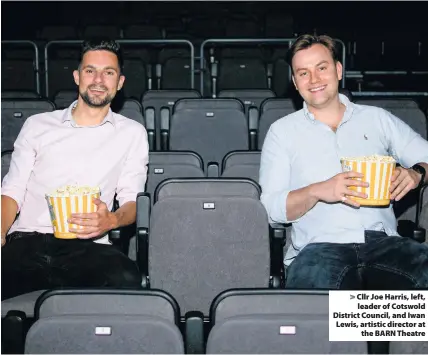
[258,98,296,148]
[170,99,249,169]
[207,290,368,354]
[221,151,261,183]
[149,179,270,315]
[218,89,276,116]
[1,59,36,92]
[1,99,55,151]
[142,90,201,150]
[47,58,79,98]
[218,58,268,90]
[147,151,205,203]
[161,57,192,90]
[1,91,40,99]
[25,289,184,354]
[116,99,146,126]
[53,89,77,109]
[122,59,148,100]
[389,341,428,354]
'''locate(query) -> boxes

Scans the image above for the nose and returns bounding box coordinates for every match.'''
[310,70,320,84]
[93,70,103,83]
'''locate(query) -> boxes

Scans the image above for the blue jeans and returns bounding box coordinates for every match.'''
[285,231,428,290]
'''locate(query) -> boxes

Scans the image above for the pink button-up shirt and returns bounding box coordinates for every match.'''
[2,101,149,244]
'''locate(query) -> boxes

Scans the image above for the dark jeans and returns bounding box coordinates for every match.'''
[285,231,428,290]
[1,231,142,301]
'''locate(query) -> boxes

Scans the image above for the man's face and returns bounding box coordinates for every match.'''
[73,50,125,108]
[291,43,342,109]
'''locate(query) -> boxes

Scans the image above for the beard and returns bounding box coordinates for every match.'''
[79,85,115,108]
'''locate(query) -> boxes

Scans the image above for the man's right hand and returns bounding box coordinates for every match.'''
[315,171,369,208]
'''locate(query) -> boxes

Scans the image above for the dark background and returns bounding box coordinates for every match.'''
[2,1,426,41]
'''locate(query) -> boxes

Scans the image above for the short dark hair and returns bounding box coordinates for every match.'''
[286,34,340,73]
[78,38,123,73]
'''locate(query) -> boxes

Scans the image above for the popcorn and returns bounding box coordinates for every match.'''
[49,184,100,197]
[340,155,396,163]
[45,184,101,239]
[340,155,396,206]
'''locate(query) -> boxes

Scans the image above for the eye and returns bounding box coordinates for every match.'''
[319,66,327,71]
[300,71,307,77]
[85,69,93,74]
[105,71,115,76]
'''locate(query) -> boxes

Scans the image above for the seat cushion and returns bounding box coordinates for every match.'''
[1,290,46,318]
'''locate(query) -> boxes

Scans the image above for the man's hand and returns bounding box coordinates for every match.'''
[68,198,117,239]
[390,167,421,202]
[315,171,369,208]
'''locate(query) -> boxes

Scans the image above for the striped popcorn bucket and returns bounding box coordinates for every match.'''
[340,157,396,206]
[45,191,100,239]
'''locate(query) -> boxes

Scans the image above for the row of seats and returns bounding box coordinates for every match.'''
[9,23,428,71]
[2,93,427,231]
[3,39,427,98]
[2,42,297,97]
[25,14,296,41]
[2,91,427,154]
[2,177,426,353]
[1,177,425,353]
[3,145,426,230]
[1,91,289,153]
[7,288,426,354]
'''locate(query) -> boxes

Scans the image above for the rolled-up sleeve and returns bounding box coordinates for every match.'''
[381,109,428,167]
[259,123,295,224]
[1,118,37,210]
[115,125,149,206]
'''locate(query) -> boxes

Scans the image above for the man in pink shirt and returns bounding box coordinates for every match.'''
[1,39,149,300]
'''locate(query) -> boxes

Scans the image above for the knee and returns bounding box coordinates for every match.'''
[106,262,142,289]
[415,259,428,289]
[404,242,428,288]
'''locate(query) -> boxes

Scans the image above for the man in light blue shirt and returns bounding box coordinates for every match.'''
[259,34,428,290]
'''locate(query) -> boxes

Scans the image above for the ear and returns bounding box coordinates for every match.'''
[117,75,125,91]
[292,75,298,91]
[336,61,343,81]
[73,70,80,86]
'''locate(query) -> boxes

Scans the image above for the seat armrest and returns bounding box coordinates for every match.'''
[248,107,259,150]
[207,162,219,177]
[160,107,170,151]
[144,107,156,151]
[136,192,151,287]
[269,223,287,243]
[185,311,205,354]
[269,223,288,288]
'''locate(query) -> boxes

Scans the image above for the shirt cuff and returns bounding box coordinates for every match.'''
[263,190,301,224]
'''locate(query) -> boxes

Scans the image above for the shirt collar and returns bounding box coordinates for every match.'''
[303,93,355,124]
[62,100,116,128]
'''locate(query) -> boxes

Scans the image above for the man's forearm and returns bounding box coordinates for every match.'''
[1,195,19,237]
[286,183,321,221]
[110,201,137,230]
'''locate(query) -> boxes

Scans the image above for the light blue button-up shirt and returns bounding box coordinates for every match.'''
[259,94,428,266]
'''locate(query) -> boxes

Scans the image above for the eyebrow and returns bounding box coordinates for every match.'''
[82,65,118,72]
[296,60,329,72]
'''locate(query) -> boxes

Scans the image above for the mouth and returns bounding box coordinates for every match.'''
[309,85,327,93]
[89,88,107,95]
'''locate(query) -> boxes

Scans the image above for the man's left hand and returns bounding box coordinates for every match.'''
[68,198,117,239]
[390,167,422,202]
